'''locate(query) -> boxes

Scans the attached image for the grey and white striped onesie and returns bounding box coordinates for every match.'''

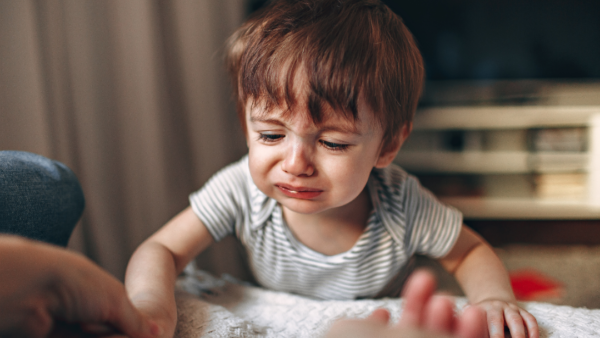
[189,155,462,300]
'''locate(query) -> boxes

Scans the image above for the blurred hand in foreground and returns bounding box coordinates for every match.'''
[0,235,160,338]
[325,269,487,338]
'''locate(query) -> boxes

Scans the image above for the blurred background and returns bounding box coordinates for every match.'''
[1,0,599,307]
[0,0,248,280]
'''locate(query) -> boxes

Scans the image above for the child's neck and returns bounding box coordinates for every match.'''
[281,187,372,256]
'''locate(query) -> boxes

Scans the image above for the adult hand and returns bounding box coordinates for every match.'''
[0,235,160,338]
[325,270,487,338]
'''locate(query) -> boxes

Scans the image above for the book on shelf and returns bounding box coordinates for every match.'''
[528,127,587,152]
[533,173,587,200]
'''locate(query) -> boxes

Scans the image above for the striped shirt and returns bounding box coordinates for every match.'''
[189,156,462,300]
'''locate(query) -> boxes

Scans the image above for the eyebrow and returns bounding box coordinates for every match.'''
[249,115,362,135]
[319,125,362,135]
[249,116,286,127]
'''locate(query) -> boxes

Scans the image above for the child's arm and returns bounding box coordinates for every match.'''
[438,225,539,338]
[125,206,214,338]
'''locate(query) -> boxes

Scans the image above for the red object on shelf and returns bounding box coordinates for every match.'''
[509,269,565,301]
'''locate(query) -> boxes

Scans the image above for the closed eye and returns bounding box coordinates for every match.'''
[320,140,350,152]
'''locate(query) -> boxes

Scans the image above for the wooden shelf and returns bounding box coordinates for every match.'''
[402,82,600,220]
[441,196,600,220]
[413,106,600,131]
[395,151,589,174]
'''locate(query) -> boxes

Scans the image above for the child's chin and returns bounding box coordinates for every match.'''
[280,200,328,215]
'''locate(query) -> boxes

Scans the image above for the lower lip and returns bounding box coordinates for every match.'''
[276,185,323,199]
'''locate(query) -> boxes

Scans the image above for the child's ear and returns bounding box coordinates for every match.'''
[374,123,412,168]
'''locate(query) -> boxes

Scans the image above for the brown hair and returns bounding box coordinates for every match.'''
[225,0,424,152]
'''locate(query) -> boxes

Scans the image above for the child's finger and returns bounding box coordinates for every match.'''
[519,309,539,338]
[485,308,505,338]
[503,307,526,338]
[397,269,437,327]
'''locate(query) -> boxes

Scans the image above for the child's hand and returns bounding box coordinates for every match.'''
[474,299,538,338]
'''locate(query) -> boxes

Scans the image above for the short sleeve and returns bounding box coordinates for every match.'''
[189,157,249,242]
[402,175,463,258]
[369,165,462,260]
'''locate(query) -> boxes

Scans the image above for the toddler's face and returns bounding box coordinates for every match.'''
[245,93,396,216]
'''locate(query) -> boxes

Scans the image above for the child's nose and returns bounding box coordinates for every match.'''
[281,143,314,177]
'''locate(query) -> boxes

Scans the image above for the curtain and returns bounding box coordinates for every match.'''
[0,0,249,280]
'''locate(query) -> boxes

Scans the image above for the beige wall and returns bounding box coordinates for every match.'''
[0,0,248,280]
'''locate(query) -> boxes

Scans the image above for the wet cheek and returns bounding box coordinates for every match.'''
[249,151,279,183]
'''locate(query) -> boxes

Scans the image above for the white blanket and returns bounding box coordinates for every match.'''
[174,270,600,338]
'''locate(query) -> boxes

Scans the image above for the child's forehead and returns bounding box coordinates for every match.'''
[246,96,380,135]
[244,67,381,133]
